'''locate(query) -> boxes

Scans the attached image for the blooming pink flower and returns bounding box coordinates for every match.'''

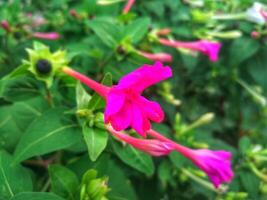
[107,125,174,156]
[32,32,60,40]
[137,50,173,63]
[1,20,11,32]
[260,8,267,20]
[159,38,222,62]
[147,129,233,188]
[123,0,135,14]
[62,61,172,137]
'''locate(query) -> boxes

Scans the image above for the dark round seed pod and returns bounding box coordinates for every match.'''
[35,59,52,75]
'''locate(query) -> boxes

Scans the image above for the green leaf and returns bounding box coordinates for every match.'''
[2,63,29,80]
[112,140,154,176]
[0,151,33,200]
[238,136,251,155]
[13,108,81,163]
[10,192,65,200]
[0,75,40,102]
[229,37,260,66]
[76,82,91,109]
[125,17,151,43]
[48,164,79,200]
[88,73,112,111]
[0,96,49,151]
[240,170,260,198]
[83,124,108,162]
[87,19,121,48]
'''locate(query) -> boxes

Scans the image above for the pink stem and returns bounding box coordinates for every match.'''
[123,0,135,14]
[159,38,200,51]
[62,67,110,98]
[147,129,194,159]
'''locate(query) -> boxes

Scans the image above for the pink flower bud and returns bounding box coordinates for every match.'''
[123,0,135,14]
[32,32,60,40]
[1,20,11,32]
[156,28,171,36]
[138,50,173,63]
[251,31,260,38]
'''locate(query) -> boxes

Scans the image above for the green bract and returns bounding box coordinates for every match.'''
[24,42,68,87]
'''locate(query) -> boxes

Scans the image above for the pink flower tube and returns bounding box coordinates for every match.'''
[159,38,222,62]
[32,32,60,40]
[137,50,173,63]
[123,0,135,14]
[62,61,172,137]
[107,125,174,156]
[147,129,234,188]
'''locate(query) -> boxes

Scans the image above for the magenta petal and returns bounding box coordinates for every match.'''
[131,103,150,137]
[117,61,172,93]
[138,96,164,123]
[191,149,234,188]
[200,41,221,62]
[109,102,132,131]
[104,89,125,123]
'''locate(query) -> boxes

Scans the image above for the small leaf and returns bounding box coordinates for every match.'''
[10,192,65,200]
[83,124,108,162]
[14,108,81,163]
[88,73,112,111]
[48,164,79,200]
[229,37,259,65]
[76,82,91,109]
[125,17,151,43]
[112,140,155,176]
[0,151,33,200]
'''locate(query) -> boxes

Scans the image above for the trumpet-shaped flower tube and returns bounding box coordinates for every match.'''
[62,61,172,137]
[147,129,234,188]
[158,38,221,62]
[107,125,174,156]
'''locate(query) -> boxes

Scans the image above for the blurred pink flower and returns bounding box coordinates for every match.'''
[148,129,233,188]
[251,31,260,38]
[137,50,173,63]
[32,32,60,40]
[123,0,135,14]
[107,125,174,156]
[260,8,267,20]
[62,62,172,137]
[159,38,222,62]
[1,20,11,32]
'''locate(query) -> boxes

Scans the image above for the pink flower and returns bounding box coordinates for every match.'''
[62,61,172,137]
[104,62,172,136]
[159,38,222,62]
[260,8,267,20]
[1,20,10,32]
[123,0,135,14]
[251,31,260,38]
[189,149,233,188]
[32,32,60,40]
[107,125,174,156]
[137,50,173,63]
[147,129,234,188]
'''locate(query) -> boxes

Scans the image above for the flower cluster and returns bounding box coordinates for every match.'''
[62,61,234,188]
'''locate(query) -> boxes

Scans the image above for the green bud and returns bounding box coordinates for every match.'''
[191,10,213,23]
[94,113,106,130]
[24,42,69,87]
[207,31,242,39]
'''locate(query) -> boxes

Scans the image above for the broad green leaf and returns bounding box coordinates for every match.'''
[240,170,260,198]
[48,164,79,200]
[88,73,112,111]
[125,17,151,43]
[0,96,49,151]
[76,82,91,109]
[0,75,41,102]
[10,192,65,200]
[112,140,154,176]
[229,37,259,66]
[87,19,121,48]
[14,108,81,163]
[83,124,108,161]
[2,63,29,80]
[238,136,251,156]
[0,151,33,200]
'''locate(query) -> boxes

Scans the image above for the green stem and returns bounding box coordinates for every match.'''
[212,13,246,20]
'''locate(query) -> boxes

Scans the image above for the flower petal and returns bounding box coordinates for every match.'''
[117,61,172,93]
[138,96,164,123]
[104,89,125,123]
